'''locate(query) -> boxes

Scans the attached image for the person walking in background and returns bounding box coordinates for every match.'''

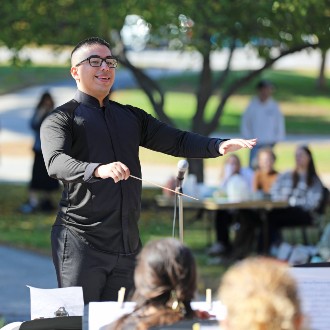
[40,36,256,304]
[218,257,304,330]
[20,91,59,214]
[241,79,285,169]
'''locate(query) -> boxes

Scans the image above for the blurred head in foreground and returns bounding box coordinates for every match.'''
[110,237,197,329]
[218,257,303,330]
[134,237,196,308]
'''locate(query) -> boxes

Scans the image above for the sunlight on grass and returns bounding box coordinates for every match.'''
[113,83,330,134]
[0,65,69,94]
[138,142,330,174]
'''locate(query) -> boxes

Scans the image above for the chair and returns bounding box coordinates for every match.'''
[300,186,330,245]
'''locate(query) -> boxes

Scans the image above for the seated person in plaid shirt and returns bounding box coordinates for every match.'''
[266,145,324,251]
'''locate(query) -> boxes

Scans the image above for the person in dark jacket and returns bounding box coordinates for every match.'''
[40,36,256,304]
[20,91,59,214]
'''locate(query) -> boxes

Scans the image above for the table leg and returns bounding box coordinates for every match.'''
[206,210,215,246]
[260,209,269,255]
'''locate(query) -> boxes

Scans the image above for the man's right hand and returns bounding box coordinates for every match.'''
[94,161,130,183]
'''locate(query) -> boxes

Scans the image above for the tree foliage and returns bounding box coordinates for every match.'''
[1,0,329,179]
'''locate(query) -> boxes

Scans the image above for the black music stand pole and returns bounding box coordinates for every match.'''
[175,186,184,243]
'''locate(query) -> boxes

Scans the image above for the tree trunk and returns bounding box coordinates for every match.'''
[187,158,204,183]
[316,48,328,91]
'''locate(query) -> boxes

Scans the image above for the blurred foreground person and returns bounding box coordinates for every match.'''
[107,238,211,330]
[218,257,304,330]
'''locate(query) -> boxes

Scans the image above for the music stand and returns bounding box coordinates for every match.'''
[175,186,184,243]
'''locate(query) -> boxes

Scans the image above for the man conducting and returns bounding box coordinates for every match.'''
[41,37,256,304]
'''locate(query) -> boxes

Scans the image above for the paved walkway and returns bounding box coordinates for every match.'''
[0,245,56,324]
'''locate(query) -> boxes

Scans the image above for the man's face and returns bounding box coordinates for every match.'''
[258,86,273,102]
[70,44,116,103]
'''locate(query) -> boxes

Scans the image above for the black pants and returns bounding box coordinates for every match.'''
[51,225,137,305]
[215,209,259,257]
[214,210,233,249]
[265,207,313,250]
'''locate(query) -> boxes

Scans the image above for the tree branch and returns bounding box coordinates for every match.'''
[206,42,319,134]
[118,53,174,126]
[213,41,236,88]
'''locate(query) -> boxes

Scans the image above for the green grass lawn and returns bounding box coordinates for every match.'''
[1,183,329,295]
[111,69,330,134]
[0,183,229,293]
[0,65,69,94]
[114,89,330,134]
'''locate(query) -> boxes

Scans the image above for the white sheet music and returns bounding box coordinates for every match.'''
[27,286,84,320]
[89,302,135,330]
[290,267,330,330]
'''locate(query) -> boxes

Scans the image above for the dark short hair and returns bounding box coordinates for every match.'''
[71,37,111,59]
[256,80,273,89]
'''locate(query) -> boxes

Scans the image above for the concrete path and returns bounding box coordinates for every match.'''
[0,245,56,324]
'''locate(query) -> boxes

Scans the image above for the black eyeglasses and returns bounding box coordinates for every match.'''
[75,55,118,68]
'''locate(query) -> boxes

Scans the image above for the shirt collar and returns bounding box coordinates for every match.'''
[74,90,110,108]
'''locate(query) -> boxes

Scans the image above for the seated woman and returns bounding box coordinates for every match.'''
[106,237,210,330]
[267,144,324,250]
[208,154,254,259]
[252,147,278,198]
[251,147,279,252]
[218,257,304,330]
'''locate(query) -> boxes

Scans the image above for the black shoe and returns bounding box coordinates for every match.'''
[207,242,231,257]
[207,255,236,266]
[40,199,55,212]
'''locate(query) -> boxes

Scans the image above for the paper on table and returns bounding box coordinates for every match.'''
[27,286,84,320]
[290,267,330,330]
[191,301,226,320]
[89,301,136,330]
[0,322,23,330]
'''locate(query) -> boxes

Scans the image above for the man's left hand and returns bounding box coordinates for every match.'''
[219,138,257,155]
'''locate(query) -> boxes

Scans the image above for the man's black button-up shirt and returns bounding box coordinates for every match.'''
[41,90,223,254]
